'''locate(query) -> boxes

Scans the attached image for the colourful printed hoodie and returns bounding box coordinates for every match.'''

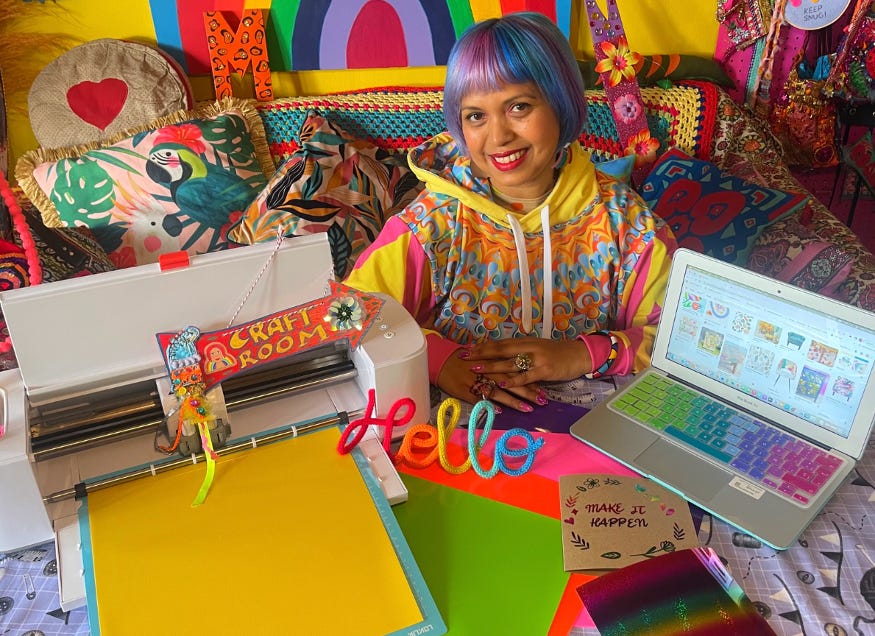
[344,133,676,383]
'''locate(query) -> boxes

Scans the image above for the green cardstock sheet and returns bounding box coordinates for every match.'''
[395,474,568,635]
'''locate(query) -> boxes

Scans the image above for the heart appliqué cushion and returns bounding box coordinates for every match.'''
[65,78,130,131]
[29,38,192,149]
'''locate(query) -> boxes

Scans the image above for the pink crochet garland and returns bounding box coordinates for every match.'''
[0,171,42,353]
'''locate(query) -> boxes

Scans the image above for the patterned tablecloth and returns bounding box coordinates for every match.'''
[0,542,88,635]
[5,408,874,636]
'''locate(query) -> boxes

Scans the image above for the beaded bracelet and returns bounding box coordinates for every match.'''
[584,330,618,379]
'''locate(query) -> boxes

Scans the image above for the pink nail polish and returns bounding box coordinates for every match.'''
[520,402,533,413]
[458,349,470,359]
[536,394,548,406]
[499,380,508,388]
[471,364,483,372]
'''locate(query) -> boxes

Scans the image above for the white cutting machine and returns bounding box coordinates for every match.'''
[0,234,429,608]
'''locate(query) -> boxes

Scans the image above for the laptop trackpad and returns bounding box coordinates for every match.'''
[635,441,729,503]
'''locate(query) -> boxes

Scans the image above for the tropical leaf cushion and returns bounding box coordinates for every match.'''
[15,98,273,268]
[229,111,423,279]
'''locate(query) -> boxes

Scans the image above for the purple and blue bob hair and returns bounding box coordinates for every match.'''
[443,12,587,155]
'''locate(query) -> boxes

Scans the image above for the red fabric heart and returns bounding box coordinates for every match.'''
[66,78,129,131]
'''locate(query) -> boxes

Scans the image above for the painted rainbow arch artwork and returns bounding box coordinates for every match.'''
[288,0,460,71]
[148,0,572,74]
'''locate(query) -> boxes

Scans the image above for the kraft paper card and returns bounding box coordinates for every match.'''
[559,473,698,572]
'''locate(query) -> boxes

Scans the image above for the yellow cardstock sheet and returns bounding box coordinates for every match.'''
[83,426,423,635]
[559,473,699,572]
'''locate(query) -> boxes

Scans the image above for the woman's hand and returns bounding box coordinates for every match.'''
[462,337,593,391]
[436,337,594,412]
[436,350,546,412]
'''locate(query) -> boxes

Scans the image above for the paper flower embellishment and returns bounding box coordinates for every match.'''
[613,93,642,125]
[625,130,660,167]
[594,36,642,88]
[325,296,364,331]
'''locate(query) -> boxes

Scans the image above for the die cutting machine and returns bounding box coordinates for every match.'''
[0,233,429,608]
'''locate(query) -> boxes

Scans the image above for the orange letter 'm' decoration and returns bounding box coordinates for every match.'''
[203,9,273,102]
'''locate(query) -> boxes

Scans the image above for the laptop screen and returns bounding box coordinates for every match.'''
[653,250,875,459]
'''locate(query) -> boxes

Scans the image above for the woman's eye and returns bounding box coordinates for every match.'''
[465,112,484,123]
[511,102,530,114]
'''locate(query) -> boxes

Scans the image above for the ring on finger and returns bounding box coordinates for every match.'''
[514,352,533,372]
[470,373,497,401]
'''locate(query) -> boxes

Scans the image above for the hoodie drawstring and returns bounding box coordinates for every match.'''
[541,205,554,338]
[507,206,553,338]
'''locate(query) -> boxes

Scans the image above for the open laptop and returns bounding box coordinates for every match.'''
[570,248,875,549]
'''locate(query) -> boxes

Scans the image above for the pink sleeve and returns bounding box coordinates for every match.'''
[578,334,614,374]
[609,223,675,375]
[346,216,455,383]
[345,216,436,325]
[426,333,463,384]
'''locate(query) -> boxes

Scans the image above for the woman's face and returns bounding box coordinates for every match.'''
[460,81,561,202]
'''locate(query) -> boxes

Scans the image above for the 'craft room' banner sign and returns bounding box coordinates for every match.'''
[156,281,384,389]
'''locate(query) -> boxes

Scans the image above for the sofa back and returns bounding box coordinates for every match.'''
[254,81,721,166]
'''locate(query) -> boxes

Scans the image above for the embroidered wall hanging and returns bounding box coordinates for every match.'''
[583,0,657,183]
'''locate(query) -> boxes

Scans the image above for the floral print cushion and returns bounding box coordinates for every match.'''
[229,111,423,279]
[708,89,875,311]
[15,98,273,268]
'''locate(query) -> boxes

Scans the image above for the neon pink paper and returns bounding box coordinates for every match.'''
[448,428,638,482]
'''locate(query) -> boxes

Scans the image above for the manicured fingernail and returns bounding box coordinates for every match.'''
[458,349,470,359]
[499,380,508,388]
[471,364,483,372]
[494,405,503,414]
[536,394,548,406]
[519,402,533,413]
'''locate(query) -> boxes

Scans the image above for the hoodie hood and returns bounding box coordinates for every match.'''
[407,132,600,233]
[407,133,603,336]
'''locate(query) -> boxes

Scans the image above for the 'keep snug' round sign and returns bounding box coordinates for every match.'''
[784,0,852,31]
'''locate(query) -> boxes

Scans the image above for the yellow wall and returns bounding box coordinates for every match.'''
[2,0,718,169]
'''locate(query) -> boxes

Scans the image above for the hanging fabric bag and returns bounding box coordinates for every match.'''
[769,48,839,168]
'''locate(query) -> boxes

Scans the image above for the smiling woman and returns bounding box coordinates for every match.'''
[458,82,561,201]
[344,11,677,416]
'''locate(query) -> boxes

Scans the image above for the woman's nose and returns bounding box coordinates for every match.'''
[488,117,514,145]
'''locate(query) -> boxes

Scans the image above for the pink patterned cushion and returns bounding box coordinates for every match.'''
[746,219,853,299]
[773,241,854,298]
[845,131,875,189]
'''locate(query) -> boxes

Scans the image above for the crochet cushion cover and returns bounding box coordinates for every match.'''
[15,98,273,268]
[254,82,718,165]
[640,148,809,265]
